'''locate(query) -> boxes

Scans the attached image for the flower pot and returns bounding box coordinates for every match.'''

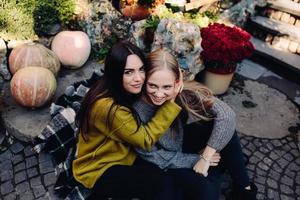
[203,70,234,95]
[120,3,151,21]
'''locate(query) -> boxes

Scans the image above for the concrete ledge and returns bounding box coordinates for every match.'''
[1,61,103,142]
[267,0,300,17]
[251,37,300,73]
[251,16,300,42]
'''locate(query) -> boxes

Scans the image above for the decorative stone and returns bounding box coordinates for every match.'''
[129,20,147,51]
[0,38,6,58]
[74,0,89,17]
[7,40,32,49]
[0,38,11,81]
[221,0,266,25]
[78,0,132,59]
[47,23,61,36]
[152,18,203,78]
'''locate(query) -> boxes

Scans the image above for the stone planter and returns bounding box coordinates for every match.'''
[203,62,237,95]
[203,70,234,95]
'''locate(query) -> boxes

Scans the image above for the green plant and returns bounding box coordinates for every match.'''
[0,2,37,40]
[33,4,60,36]
[94,35,118,62]
[153,5,218,28]
[143,15,160,30]
[0,0,75,40]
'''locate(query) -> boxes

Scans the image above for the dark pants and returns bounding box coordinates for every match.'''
[167,167,221,200]
[91,157,176,200]
[182,120,250,195]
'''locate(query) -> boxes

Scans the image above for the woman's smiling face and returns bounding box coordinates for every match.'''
[122,54,145,94]
[146,68,176,106]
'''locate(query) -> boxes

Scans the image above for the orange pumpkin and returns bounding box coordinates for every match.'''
[51,31,91,69]
[9,43,60,76]
[10,67,57,108]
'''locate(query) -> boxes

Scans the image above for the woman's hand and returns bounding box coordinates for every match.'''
[193,156,210,177]
[193,146,220,176]
[209,152,221,166]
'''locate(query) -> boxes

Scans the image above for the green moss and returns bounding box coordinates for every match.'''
[0,0,75,40]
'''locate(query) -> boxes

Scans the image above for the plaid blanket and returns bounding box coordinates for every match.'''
[33,72,101,200]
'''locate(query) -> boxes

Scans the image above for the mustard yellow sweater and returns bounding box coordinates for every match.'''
[72,97,181,188]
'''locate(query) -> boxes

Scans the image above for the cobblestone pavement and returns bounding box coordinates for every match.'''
[0,132,299,200]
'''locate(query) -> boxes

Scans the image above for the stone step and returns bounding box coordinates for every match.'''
[266,0,300,17]
[250,16,300,42]
[246,16,300,54]
[251,37,300,74]
[1,61,103,142]
[263,8,300,27]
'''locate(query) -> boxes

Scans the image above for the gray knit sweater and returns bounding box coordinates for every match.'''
[133,98,236,170]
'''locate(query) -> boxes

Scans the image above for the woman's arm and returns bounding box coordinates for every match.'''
[207,98,236,151]
[93,98,181,150]
[193,98,235,175]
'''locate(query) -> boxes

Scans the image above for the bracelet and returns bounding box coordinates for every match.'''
[199,154,210,163]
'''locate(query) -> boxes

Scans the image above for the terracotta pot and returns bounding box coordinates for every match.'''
[203,70,234,95]
[120,3,150,21]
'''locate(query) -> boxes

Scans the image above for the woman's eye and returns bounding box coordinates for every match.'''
[124,70,133,75]
[148,84,157,89]
[139,67,145,72]
[164,86,172,90]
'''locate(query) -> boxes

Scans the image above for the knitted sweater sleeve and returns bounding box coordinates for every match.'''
[207,98,236,151]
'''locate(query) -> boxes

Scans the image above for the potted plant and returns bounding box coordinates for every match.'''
[119,0,165,21]
[200,23,254,95]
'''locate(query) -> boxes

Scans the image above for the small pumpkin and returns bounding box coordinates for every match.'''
[10,66,57,108]
[9,42,60,76]
[51,31,91,69]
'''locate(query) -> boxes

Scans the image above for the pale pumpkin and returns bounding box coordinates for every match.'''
[10,67,57,108]
[51,31,91,69]
[9,42,60,76]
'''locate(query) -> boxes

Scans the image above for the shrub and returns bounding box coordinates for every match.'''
[0,0,75,40]
[33,4,60,36]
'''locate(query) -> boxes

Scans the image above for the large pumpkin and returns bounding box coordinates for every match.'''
[9,42,60,76]
[51,31,91,69]
[10,67,57,108]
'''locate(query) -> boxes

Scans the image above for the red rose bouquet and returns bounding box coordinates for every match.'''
[200,23,255,74]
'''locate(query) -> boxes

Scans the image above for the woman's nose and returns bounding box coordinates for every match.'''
[133,72,143,81]
[155,90,164,97]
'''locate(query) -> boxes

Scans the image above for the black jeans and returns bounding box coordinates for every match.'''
[167,167,221,200]
[183,120,250,190]
[90,157,176,200]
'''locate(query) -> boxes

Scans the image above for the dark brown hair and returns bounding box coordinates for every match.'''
[75,40,146,140]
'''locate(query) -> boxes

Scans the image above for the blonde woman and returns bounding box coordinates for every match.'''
[134,49,257,200]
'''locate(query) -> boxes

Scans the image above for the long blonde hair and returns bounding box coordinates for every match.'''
[178,81,215,121]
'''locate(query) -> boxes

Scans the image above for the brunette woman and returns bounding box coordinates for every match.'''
[73,41,182,200]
